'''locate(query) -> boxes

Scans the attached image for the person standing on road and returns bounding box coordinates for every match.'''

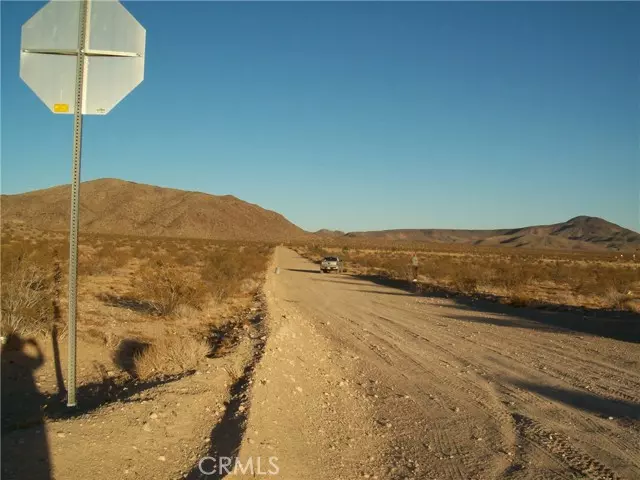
[411,253,419,282]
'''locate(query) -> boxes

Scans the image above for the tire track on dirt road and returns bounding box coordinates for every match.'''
[236,248,640,479]
[230,250,386,480]
[364,299,640,452]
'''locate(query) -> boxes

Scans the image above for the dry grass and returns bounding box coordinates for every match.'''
[1,247,57,337]
[604,288,631,310]
[0,228,274,318]
[1,224,275,389]
[133,259,208,316]
[79,243,130,276]
[2,224,273,345]
[501,290,538,308]
[623,299,640,314]
[293,243,640,312]
[200,244,272,302]
[133,335,211,380]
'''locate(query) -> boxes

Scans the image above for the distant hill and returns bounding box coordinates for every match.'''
[314,229,346,237]
[3,179,637,251]
[1,178,307,242]
[339,216,640,251]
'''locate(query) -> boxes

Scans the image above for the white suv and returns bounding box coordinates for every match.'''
[320,256,342,273]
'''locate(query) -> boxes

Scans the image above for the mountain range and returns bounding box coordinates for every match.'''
[1,178,306,242]
[330,216,640,251]
[2,178,638,251]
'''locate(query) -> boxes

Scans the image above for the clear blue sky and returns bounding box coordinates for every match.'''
[2,1,638,232]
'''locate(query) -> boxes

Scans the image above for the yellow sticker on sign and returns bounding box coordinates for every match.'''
[53,103,69,113]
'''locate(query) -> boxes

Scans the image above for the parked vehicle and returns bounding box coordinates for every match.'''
[320,256,342,273]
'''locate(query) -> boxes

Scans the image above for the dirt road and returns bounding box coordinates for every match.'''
[235,247,640,480]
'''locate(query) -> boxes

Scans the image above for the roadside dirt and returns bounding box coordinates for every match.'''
[1,294,269,480]
[3,246,639,479]
[230,249,385,480]
[233,247,640,480]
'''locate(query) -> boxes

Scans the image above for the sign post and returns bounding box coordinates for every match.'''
[20,0,146,407]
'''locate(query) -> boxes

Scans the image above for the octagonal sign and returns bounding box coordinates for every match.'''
[20,0,146,115]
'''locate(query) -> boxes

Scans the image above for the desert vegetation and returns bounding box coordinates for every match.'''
[1,222,274,383]
[1,245,56,337]
[292,240,640,313]
[132,335,212,380]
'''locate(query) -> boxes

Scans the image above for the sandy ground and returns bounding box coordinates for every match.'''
[1,296,268,480]
[234,247,640,480]
[3,247,639,479]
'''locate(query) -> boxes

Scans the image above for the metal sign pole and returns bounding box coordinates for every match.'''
[67,0,90,408]
[20,0,146,407]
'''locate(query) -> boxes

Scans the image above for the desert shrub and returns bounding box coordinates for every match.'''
[572,265,637,299]
[503,290,536,307]
[130,240,153,261]
[491,262,532,291]
[623,299,640,314]
[200,245,272,301]
[358,253,384,271]
[1,249,56,337]
[133,260,207,316]
[547,261,574,285]
[175,250,200,267]
[173,304,201,322]
[608,270,637,294]
[604,288,630,310]
[162,241,183,262]
[379,257,409,278]
[201,250,243,301]
[80,243,130,276]
[420,256,454,281]
[339,250,353,263]
[133,335,210,380]
[308,245,330,261]
[451,271,478,294]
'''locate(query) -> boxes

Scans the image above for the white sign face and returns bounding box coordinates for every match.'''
[20,0,146,115]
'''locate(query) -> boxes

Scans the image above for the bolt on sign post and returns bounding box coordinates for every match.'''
[20,0,146,407]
